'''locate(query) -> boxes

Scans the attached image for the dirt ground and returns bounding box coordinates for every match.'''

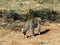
[0,22,60,45]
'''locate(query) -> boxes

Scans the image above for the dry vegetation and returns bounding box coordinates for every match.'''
[0,0,60,45]
[0,23,60,45]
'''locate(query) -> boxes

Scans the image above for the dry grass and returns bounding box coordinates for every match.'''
[0,23,60,45]
[0,0,60,45]
[0,0,60,12]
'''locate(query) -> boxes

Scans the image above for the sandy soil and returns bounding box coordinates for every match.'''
[0,23,60,45]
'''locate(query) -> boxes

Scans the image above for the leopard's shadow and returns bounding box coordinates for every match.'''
[27,29,50,38]
[35,29,50,36]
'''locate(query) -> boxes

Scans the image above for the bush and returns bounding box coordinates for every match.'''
[0,9,23,30]
[26,8,57,21]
